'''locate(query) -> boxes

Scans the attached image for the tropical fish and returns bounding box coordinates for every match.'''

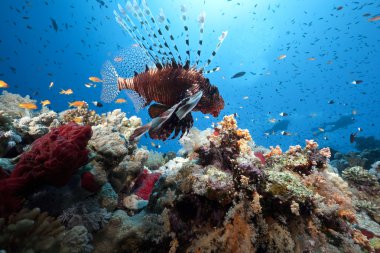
[89,76,102,82]
[277,54,286,60]
[84,83,93,88]
[231,71,246,79]
[115,98,127,104]
[60,89,73,95]
[19,103,37,110]
[92,101,103,107]
[369,15,380,22]
[351,80,363,85]
[41,100,51,106]
[102,1,227,141]
[279,112,288,117]
[69,101,87,107]
[0,80,9,88]
[49,81,54,88]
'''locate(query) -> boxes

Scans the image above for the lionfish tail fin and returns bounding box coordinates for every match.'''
[100,60,120,103]
[202,31,228,71]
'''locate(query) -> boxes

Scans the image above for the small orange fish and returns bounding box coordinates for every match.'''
[41,100,51,106]
[73,117,84,124]
[60,89,73,95]
[115,98,127,104]
[0,80,9,88]
[89,76,102,83]
[277,54,287,60]
[19,103,37,110]
[114,57,123,62]
[69,101,87,107]
[369,15,380,22]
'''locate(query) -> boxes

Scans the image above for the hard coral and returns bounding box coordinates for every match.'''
[0,123,92,217]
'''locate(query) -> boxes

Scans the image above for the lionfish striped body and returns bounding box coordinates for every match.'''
[101,0,228,141]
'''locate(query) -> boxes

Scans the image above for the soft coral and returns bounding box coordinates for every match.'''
[0,123,92,217]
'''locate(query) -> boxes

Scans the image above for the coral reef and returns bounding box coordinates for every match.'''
[0,91,37,119]
[1,95,379,253]
[59,104,102,126]
[13,109,59,141]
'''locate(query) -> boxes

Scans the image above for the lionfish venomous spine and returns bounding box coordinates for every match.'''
[101,0,228,141]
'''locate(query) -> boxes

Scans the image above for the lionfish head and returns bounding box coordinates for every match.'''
[202,85,224,117]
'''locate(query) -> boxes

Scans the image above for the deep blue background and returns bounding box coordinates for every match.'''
[1,0,379,153]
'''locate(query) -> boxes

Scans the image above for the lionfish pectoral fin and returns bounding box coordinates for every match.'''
[175,91,203,120]
[125,90,147,112]
[148,104,170,118]
[129,122,152,142]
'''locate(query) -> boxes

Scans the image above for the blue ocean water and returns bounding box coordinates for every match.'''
[0,0,379,154]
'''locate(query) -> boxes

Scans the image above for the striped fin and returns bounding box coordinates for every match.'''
[139,0,178,65]
[114,9,158,63]
[202,31,228,70]
[157,8,183,64]
[180,5,191,67]
[204,66,220,75]
[126,1,171,64]
[195,12,206,66]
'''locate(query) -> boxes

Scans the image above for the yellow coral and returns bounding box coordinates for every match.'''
[219,115,237,131]
[265,145,283,158]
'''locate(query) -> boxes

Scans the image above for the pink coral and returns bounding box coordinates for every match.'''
[0,123,92,217]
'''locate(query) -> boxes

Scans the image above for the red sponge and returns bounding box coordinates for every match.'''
[134,170,161,200]
[0,123,92,217]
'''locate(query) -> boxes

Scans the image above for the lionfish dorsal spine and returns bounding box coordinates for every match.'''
[201,31,228,71]
[127,1,171,64]
[114,9,158,64]
[195,11,206,66]
[137,0,180,65]
[204,66,220,75]
[157,8,183,65]
[180,5,191,67]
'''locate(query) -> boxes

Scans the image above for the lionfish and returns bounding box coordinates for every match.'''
[101,0,228,141]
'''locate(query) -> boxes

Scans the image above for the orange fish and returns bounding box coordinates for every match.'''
[60,89,73,95]
[19,103,37,110]
[369,15,380,22]
[277,54,287,60]
[41,100,51,106]
[73,117,84,124]
[69,101,87,107]
[0,80,9,88]
[115,98,127,104]
[89,76,102,83]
